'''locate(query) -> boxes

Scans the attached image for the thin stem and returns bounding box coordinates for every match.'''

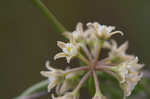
[73,71,91,93]
[32,0,66,33]
[78,53,89,64]
[93,40,104,67]
[93,70,101,92]
[15,79,49,99]
[97,57,110,65]
[64,66,89,75]
[80,44,93,61]
[96,65,113,71]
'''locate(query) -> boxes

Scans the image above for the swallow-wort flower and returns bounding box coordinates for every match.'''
[111,57,143,97]
[41,22,143,99]
[40,61,65,92]
[54,40,79,63]
[87,22,123,40]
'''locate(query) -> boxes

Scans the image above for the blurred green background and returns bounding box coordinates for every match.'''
[1,0,150,99]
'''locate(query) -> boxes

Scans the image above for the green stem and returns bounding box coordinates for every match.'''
[78,53,89,64]
[32,0,67,33]
[93,70,102,94]
[15,79,49,99]
[73,71,91,94]
[64,66,89,75]
[94,39,104,63]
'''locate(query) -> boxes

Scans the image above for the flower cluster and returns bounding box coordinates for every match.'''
[112,57,143,97]
[41,22,144,99]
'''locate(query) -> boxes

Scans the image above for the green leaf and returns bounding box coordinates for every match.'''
[98,72,123,99]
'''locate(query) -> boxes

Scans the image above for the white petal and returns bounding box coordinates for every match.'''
[57,41,66,49]
[118,41,128,53]
[66,56,72,63]
[110,31,124,36]
[40,71,51,77]
[54,52,66,60]
[45,61,55,71]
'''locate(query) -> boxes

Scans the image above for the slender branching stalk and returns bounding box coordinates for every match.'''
[32,0,66,33]
[73,71,92,94]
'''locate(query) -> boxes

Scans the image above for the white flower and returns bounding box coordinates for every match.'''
[40,61,65,92]
[54,40,79,63]
[112,57,143,97]
[121,72,143,97]
[113,63,129,83]
[64,22,84,41]
[103,40,134,64]
[87,22,123,39]
[52,92,79,99]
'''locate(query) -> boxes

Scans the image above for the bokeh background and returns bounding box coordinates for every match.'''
[1,0,150,99]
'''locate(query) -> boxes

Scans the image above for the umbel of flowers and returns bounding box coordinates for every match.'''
[41,22,144,99]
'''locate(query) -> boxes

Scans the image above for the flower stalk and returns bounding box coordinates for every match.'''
[73,71,92,94]
[93,70,101,93]
[64,66,89,75]
[32,0,66,33]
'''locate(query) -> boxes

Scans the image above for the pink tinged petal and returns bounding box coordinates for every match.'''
[54,52,66,60]
[57,41,66,49]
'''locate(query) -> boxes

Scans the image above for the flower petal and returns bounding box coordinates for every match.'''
[118,41,128,53]
[54,52,66,60]
[45,61,55,71]
[40,71,52,77]
[110,31,124,36]
[66,56,72,63]
[57,41,66,49]
[76,22,83,35]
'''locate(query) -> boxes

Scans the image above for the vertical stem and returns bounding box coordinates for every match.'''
[93,70,101,93]
[73,71,91,94]
[93,39,104,67]
[80,44,93,61]
[32,0,66,33]
[78,53,89,64]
